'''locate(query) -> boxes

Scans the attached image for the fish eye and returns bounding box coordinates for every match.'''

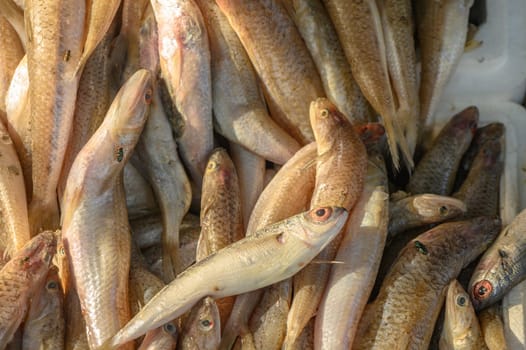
[207,160,217,170]
[456,295,467,306]
[439,206,449,216]
[473,280,493,300]
[144,89,153,104]
[199,318,214,331]
[320,109,330,118]
[163,322,177,335]
[47,281,58,290]
[498,249,508,258]
[308,207,333,223]
[414,241,428,255]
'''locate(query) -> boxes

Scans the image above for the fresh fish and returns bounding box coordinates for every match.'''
[388,194,466,239]
[440,279,487,350]
[197,0,301,164]
[312,147,388,350]
[453,139,503,218]
[179,297,221,350]
[123,163,159,220]
[0,15,23,115]
[406,106,478,195]
[132,77,192,280]
[379,0,419,156]
[25,0,85,233]
[59,16,120,203]
[5,55,31,198]
[62,69,152,349]
[0,0,26,49]
[22,266,65,350]
[229,143,265,230]
[479,305,508,350]
[322,0,413,170]
[150,0,213,192]
[138,322,177,350]
[249,278,292,350]
[0,231,57,349]
[416,0,474,129]
[282,0,370,123]
[76,0,122,75]
[286,98,367,344]
[0,120,30,262]
[220,143,316,349]
[109,206,348,346]
[215,0,325,144]
[455,122,505,191]
[469,208,526,310]
[354,217,500,349]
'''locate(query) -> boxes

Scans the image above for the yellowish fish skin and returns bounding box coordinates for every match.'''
[0,0,26,49]
[22,266,65,350]
[479,306,508,350]
[313,148,388,350]
[197,0,301,164]
[0,15,23,115]
[353,217,500,349]
[215,0,325,145]
[0,120,30,261]
[62,70,152,349]
[64,285,89,350]
[25,0,85,234]
[110,206,348,346]
[439,280,487,350]
[179,297,221,350]
[416,0,474,129]
[322,0,412,170]
[0,230,57,349]
[5,55,32,199]
[151,0,213,192]
[283,0,370,123]
[137,322,177,350]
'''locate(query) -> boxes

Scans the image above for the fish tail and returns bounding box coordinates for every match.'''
[397,106,418,165]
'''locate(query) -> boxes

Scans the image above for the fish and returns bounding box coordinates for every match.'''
[416,0,474,129]
[453,139,504,218]
[286,98,367,345]
[108,206,348,346]
[150,0,213,193]
[25,0,85,234]
[282,0,371,123]
[439,279,487,350]
[22,266,65,350]
[215,0,325,145]
[312,146,388,350]
[406,106,478,195]
[0,120,30,262]
[388,194,466,239]
[0,230,57,349]
[219,142,317,349]
[322,0,413,170]
[138,322,178,350]
[197,0,301,164]
[62,69,152,349]
[353,217,500,349]
[469,208,526,310]
[75,0,122,75]
[0,0,26,49]
[0,15,23,116]
[379,0,419,156]
[179,297,221,350]
[63,282,89,350]
[479,306,508,350]
[123,163,159,220]
[5,55,32,198]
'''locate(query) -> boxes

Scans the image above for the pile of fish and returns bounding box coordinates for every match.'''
[0,0,523,349]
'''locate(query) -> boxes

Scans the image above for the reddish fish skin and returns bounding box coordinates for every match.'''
[0,231,57,349]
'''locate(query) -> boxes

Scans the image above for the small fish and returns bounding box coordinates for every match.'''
[407,106,478,195]
[388,194,466,238]
[469,208,526,310]
[439,280,487,350]
[22,266,65,350]
[354,217,500,349]
[109,206,348,346]
[179,297,221,350]
[0,231,57,348]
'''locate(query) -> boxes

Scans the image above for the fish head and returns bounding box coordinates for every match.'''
[445,280,476,341]
[309,98,353,152]
[203,148,236,187]
[474,123,505,147]
[139,321,178,349]
[297,206,348,246]
[16,230,57,275]
[412,194,466,222]
[181,297,221,350]
[447,106,479,139]
[476,139,503,168]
